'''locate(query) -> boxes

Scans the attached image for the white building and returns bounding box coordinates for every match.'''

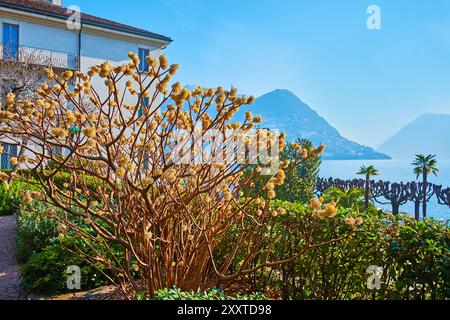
[0,0,172,168]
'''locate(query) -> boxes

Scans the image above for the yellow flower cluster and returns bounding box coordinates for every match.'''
[128,52,140,66]
[272,169,286,186]
[43,68,56,80]
[6,92,15,109]
[0,110,15,121]
[62,70,73,81]
[311,198,338,219]
[345,217,364,229]
[116,167,126,178]
[266,181,276,199]
[51,127,69,139]
[165,168,177,182]
[0,171,9,181]
[310,198,322,209]
[159,55,169,70]
[83,126,97,138]
[23,190,33,205]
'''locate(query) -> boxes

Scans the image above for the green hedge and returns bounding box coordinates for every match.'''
[0,181,28,216]
[20,237,109,295]
[147,287,267,300]
[1,169,109,194]
[16,202,59,263]
[231,201,450,300]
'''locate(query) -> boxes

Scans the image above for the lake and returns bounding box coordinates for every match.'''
[320,159,450,221]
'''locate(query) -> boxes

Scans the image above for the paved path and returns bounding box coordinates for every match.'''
[0,215,21,300]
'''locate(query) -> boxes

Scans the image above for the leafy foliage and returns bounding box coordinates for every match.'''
[242,205,449,300]
[277,139,321,203]
[412,154,439,179]
[385,218,450,299]
[322,187,372,212]
[148,287,267,301]
[0,181,26,216]
[16,202,59,263]
[20,237,109,295]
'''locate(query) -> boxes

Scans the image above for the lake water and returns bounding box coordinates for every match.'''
[320,159,450,221]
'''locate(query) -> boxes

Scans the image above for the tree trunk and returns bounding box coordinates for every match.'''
[422,170,427,219]
[365,175,370,211]
[392,202,400,216]
[414,200,420,221]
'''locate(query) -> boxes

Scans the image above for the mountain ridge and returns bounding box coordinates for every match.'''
[236,89,390,160]
[378,113,450,159]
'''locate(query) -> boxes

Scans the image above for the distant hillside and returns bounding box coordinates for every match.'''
[378,113,450,159]
[236,89,390,160]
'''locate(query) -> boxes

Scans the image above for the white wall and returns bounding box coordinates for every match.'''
[80,32,160,71]
[80,32,162,106]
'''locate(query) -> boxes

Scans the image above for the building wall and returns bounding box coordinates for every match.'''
[80,31,162,106]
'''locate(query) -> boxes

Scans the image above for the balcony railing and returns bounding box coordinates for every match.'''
[0,42,79,70]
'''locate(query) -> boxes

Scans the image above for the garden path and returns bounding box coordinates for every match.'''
[0,215,21,300]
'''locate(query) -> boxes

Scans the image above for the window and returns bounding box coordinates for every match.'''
[138,96,149,118]
[0,143,17,169]
[51,146,63,157]
[138,48,150,72]
[2,23,19,61]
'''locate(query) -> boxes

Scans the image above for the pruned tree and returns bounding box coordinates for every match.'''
[435,185,450,209]
[408,182,434,221]
[374,182,410,216]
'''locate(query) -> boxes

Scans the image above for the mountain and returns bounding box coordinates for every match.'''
[236,89,390,160]
[378,113,450,159]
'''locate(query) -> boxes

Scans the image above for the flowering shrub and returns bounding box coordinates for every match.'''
[0,52,352,298]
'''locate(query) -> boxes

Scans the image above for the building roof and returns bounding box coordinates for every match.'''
[0,0,172,43]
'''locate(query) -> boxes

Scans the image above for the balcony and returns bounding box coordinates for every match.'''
[0,42,79,70]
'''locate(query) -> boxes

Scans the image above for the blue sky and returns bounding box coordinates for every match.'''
[65,0,450,148]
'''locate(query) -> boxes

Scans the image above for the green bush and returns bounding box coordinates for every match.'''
[147,287,267,300]
[0,181,27,216]
[20,237,109,295]
[1,169,109,196]
[16,202,59,263]
[385,218,450,300]
[239,202,450,300]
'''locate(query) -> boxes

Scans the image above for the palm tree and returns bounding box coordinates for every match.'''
[323,187,366,212]
[412,154,439,219]
[357,165,379,211]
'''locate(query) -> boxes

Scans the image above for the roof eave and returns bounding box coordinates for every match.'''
[0,2,172,44]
